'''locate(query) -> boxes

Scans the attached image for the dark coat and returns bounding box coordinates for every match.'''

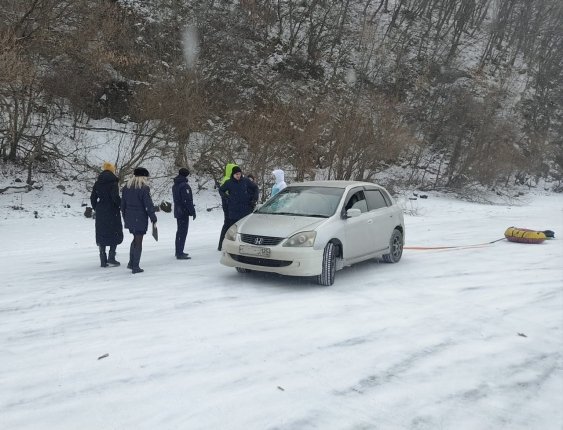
[216,178,229,219]
[172,175,196,219]
[90,170,123,246]
[219,175,259,221]
[218,164,238,219]
[121,183,157,234]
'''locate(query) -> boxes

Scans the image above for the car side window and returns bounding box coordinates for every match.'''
[365,189,388,211]
[381,190,393,206]
[345,190,368,213]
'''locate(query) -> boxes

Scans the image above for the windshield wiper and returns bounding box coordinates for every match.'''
[270,211,301,216]
[256,211,329,217]
[256,211,312,217]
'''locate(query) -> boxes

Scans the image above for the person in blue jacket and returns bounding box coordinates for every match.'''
[121,167,157,274]
[172,167,196,260]
[218,165,259,250]
[90,161,123,267]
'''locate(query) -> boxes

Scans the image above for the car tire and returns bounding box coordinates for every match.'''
[316,242,336,286]
[382,229,403,263]
[236,267,251,273]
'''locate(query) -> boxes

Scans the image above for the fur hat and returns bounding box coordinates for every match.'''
[231,166,242,175]
[134,167,150,177]
[179,167,190,177]
[102,161,116,174]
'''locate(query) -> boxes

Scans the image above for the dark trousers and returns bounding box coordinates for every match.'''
[129,234,144,269]
[218,217,237,251]
[175,217,190,256]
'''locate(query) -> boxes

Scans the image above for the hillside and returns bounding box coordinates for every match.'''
[1,0,562,194]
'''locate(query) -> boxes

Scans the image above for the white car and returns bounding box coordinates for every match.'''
[220,180,405,286]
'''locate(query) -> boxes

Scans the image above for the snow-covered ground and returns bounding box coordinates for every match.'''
[1,190,562,430]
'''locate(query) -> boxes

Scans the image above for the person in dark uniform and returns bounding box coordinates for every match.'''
[172,167,196,259]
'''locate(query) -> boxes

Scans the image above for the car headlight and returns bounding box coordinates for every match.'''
[225,224,238,241]
[283,231,316,247]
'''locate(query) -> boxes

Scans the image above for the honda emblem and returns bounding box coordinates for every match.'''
[254,237,264,245]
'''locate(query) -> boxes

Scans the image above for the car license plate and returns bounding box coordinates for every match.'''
[239,245,271,258]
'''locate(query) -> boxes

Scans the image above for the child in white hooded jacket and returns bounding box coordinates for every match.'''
[271,169,287,197]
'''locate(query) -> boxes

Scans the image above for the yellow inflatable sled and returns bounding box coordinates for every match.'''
[504,227,547,244]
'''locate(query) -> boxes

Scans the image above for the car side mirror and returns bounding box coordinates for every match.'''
[346,208,361,218]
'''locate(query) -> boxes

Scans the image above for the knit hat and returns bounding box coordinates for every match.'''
[231,166,242,175]
[179,167,190,177]
[102,161,116,174]
[134,167,150,177]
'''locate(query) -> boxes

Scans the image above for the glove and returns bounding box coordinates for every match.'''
[192,212,197,220]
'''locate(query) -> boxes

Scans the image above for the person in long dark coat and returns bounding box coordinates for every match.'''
[121,167,157,274]
[218,165,259,250]
[90,162,123,267]
[172,167,196,259]
[216,163,238,251]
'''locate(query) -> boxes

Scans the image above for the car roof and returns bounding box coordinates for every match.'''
[288,180,385,190]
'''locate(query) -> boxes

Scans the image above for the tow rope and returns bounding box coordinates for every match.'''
[404,238,506,251]
[404,228,555,251]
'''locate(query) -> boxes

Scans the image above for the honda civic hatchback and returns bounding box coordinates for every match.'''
[220,181,405,285]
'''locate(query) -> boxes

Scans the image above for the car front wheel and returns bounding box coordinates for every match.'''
[382,229,403,263]
[316,242,336,286]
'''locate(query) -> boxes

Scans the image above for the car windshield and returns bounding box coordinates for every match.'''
[257,186,344,218]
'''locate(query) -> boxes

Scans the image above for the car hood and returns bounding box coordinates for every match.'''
[238,213,326,238]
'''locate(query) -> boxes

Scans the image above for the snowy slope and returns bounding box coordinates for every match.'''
[0,193,562,430]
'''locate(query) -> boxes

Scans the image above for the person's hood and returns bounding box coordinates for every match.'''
[272,169,285,184]
[98,170,118,184]
[174,175,188,185]
[221,163,238,185]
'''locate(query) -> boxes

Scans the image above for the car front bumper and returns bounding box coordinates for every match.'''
[220,238,324,276]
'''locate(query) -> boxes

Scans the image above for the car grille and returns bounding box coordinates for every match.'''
[240,234,284,246]
[229,254,292,267]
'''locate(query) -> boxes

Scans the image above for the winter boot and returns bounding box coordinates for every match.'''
[176,253,191,260]
[131,246,144,274]
[108,247,120,266]
[99,246,108,267]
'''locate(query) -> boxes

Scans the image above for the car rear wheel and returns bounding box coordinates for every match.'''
[236,267,251,273]
[382,229,403,263]
[316,242,336,286]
